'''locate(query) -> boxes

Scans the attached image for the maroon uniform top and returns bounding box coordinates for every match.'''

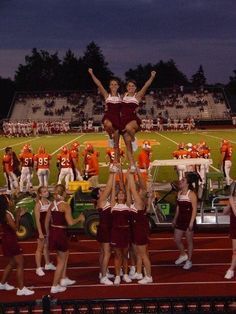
[102,94,122,130]
[130,204,149,245]
[37,200,51,236]
[110,203,130,248]
[1,211,21,257]
[97,201,112,243]
[48,200,68,252]
[175,190,196,231]
[50,200,67,227]
[120,94,141,131]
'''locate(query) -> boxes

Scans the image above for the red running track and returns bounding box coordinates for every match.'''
[0,230,235,305]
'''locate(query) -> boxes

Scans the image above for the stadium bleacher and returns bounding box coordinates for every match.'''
[9,88,231,124]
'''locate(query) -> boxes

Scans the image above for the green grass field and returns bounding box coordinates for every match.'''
[0,129,236,188]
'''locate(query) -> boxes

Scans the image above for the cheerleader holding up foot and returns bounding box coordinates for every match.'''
[88,68,122,164]
[120,71,156,171]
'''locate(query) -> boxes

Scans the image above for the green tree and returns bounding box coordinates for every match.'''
[226,68,236,95]
[191,65,206,88]
[60,49,81,90]
[81,41,113,90]
[0,77,15,119]
[15,48,61,91]
[125,60,189,88]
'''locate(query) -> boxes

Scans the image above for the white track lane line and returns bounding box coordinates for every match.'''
[22,281,236,290]
[0,263,231,272]
[0,247,232,257]
[156,132,221,172]
[18,235,229,244]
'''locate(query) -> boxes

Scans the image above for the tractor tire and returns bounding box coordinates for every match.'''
[16,214,34,240]
[84,214,99,238]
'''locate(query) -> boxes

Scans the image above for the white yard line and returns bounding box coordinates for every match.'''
[156,132,221,172]
[50,134,85,155]
[196,132,236,145]
[0,137,40,151]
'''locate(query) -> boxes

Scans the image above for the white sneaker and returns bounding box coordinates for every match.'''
[60,278,76,287]
[123,274,132,283]
[108,138,114,148]
[0,282,15,291]
[100,276,113,286]
[45,263,56,271]
[130,272,143,280]
[36,267,45,276]
[224,269,234,279]
[106,270,114,279]
[131,138,138,152]
[50,285,67,294]
[183,260,192,270]
[114,276,121,286]
[129,266,136,277]
[130,165,136,173]
[175,254,188,265]
[138,276,153,284]
[17,287,35,296]
[109,164,118,173]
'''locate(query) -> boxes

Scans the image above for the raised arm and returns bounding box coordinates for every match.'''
[88,68,108,99]
[110,173,117,208]
[128,172,142,207]
[98,171,115,206]
[136,71,156,101]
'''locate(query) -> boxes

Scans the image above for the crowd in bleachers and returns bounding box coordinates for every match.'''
[9,88,231,128]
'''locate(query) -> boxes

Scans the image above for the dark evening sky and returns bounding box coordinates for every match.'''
[0,0,235,83]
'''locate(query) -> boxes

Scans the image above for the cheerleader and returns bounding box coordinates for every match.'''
[172,173,198,270]
[110,170,132,285]
[224,182,236,279]
[34,186,56,277]
[88,68,121,163]
[128,169,153,284]
[91,168,116,285]
[45,184,85,294]
[121,71,156,170]
[0,195,34,296]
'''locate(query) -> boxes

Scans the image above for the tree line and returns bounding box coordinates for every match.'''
[0,41,235,119]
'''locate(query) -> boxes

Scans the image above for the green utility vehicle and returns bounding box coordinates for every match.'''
[15,189,99,240]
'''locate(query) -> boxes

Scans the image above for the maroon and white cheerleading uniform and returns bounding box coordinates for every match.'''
[1,211,22,257]
[97,201,112,243]
[48,201,68,252]
[37,200,51,237]
[110,203,130,248]
[102,94,122,130]
[130,204,149,246]
[120,93,141,131]
[175,190,196,231]
[229,201,236,239]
